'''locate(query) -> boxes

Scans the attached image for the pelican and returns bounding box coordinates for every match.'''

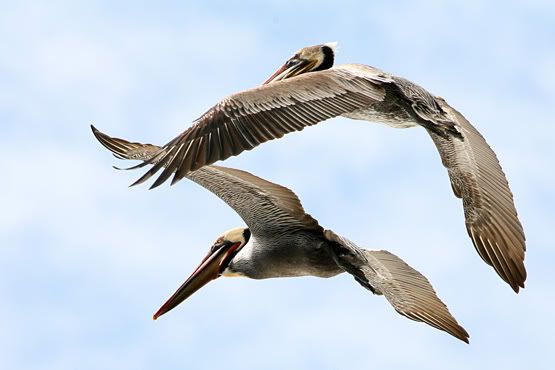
[92,126,469,343]
[98,43,526,293]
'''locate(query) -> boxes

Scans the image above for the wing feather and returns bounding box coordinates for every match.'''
[132,67,386,188]
[428,97,526,292]
[91,126,322,236]
[325,230,469,343]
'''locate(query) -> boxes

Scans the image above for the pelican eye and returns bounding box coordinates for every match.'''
[210,237,226,253]
[285,59,298,68]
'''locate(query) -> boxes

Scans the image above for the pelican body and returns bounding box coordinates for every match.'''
[107,42,526,293]
[92,127,469,343]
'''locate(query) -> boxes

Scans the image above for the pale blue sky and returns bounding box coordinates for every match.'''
[1,1,554,369]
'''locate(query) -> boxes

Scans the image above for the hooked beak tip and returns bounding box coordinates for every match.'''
[152,241,242,320]
[152,306,166,320]
[151,244,234,319]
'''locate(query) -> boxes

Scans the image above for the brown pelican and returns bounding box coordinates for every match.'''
[100,43,526,293]
[91,126,470,343]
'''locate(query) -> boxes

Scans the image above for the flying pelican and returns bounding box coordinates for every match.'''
[98,43,526,293]
[91,126,470,343]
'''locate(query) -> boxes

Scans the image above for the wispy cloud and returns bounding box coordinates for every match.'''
[1,1,553,370]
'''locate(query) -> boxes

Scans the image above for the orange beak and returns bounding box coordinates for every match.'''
[153,241,242,320]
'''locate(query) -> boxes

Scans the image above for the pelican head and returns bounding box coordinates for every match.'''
[153,227,251,319]
[263,42,337,84]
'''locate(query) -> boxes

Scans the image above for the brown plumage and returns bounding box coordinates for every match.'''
[91,126,469,343]
[325,230,469,343]
[428,98,526,291]
[125,66,388,188]
[94,42,526,292]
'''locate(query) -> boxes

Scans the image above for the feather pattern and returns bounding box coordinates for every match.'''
[426,98,526,291]
[128,65,388,188]
[91,126,321,235]
[325,230,469,343]
[92,126,468,342]
[90,60,526,291]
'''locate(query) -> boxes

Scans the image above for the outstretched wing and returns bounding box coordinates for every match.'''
[91,126,322,236]
[426,97,526,292]
[126,66,387,188]
[325,229,469,343]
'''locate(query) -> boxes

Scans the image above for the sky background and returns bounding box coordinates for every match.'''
[1,1,554,369]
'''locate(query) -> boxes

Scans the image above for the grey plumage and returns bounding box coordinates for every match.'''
[429,98,526,291]
[92,126,469,343]
[325,230,468,342]
[125,66,388,188]
[126,65,460,189]
[100,48,525,292]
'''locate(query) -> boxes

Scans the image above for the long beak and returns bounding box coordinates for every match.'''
[262,59,316,85]
[153,242,240,320]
